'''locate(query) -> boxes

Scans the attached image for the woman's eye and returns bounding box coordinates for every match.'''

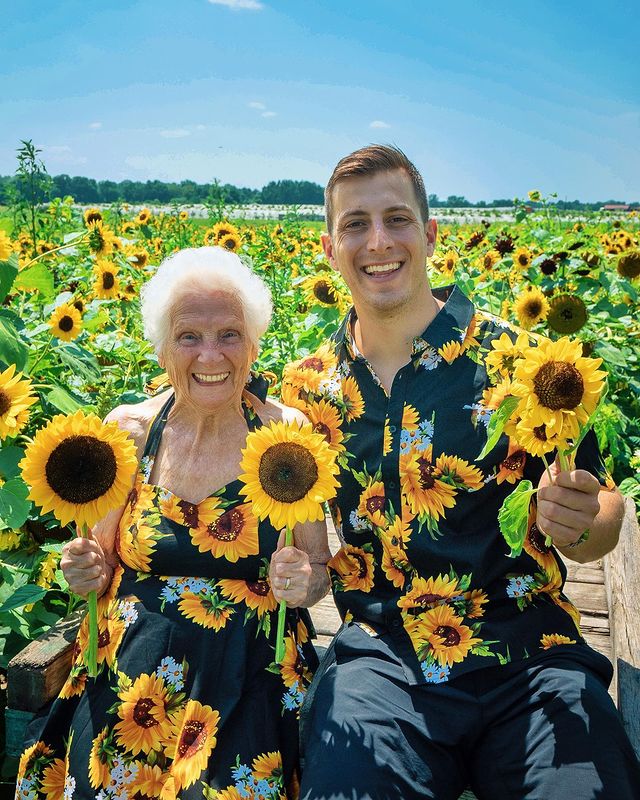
[222,330,240,340]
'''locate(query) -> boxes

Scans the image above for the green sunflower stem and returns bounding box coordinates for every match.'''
[80,523,99,678]
[275,526,293,663]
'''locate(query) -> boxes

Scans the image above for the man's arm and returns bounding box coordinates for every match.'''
[536,462,625,564]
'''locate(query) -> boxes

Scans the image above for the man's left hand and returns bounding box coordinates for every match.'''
[536,461,601,548]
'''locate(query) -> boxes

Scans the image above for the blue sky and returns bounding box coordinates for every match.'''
[2,0,638,201]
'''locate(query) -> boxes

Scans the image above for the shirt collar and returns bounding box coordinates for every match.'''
[332,284,475,364]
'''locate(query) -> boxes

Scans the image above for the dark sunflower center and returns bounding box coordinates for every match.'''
[247,579,270,596]
[178,721,205,756]
[529,523,551,554]
[97,628,111,648]
[59,315,74,332]
[365,495,385,515]
[0,390,10,416]
[502,450,526,471]
[313,422,332,443]
[102,272,115,290]
[313,280,337,304]
[209,508,243,541]
[353,553,368,579]
[45,435,117,503]
[85,211,102,224]
[533,361,584,411]
[178,500,199,528]
[73,300,84,313]
[416,457,436,490]
[434,625,461,647]
[133,698,158,728]
[258,442,318,503]
[525,299,543,317]
[300,357,324,372]
[222,238,237,250]
[415,592,444,607]
[518,254,529,267]
[533,425,547,442]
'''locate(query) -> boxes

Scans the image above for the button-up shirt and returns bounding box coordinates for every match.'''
[282,285,612,684]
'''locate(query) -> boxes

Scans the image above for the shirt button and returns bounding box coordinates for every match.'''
[389,425,396,433]
[388,480,396,489]
[390,618,402,630]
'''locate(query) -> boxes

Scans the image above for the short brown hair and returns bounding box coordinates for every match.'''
[324,144,429,232]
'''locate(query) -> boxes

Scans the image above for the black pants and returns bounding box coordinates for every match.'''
[300,623,640,800]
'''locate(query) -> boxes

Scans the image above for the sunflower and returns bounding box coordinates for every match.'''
[84,207,103,226]
[280,634,312,688]
[115,672,174,755]
[190,502,260,562]
[617,250,640,280]
[523,518,559,575]
[48,302,83,342]
[547,294,588,334]
[302,274,342,308]
[512,246,532,270]
[305,398,345,454]
[484,332,529,378]
[383,420,393,456]
[464,589,489,619]
[511,337,606,439]
[441,250,458,274]
[0,230,14,260]
[399,447,457,521]
[136,208,152,225]
[126,247,149,268]
[179,590,234,630]
[159,492,202,528]
[129,763,175,799]
[218,577,277,617]
[179,210,188,221]
[218,232,242,252]
[513,286,550,330]
[540,633,576,649]
[78,608,126,666]
[437,454,484,490]
[280,379,311,413]
[402,405,420,431]
[20,410,138,528]
[212,221,239,242]
[328,545,375,592]
[169,700,220,790]
[417,604,481,667]
[89,727,113,789]
[283,342,338,393]
[479,249,501,271]
[40,756,66,799]
[379,514,412,588]
[252,751,283,781]
[87,220,115,256]
[357,480,386,528]
[93,260,121,299]
[341,375,365,421]
[0,364,37,440]
[0,529,22,550]
[238,419,339,530]
[118,519,158,571]
[58,669,87,699]
[397,574,460,612]
[17,740,53,779]
[507,416,562,457]
[496,440,526,485]
[438,340,462,364]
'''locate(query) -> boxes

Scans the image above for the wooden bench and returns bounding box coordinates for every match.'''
[3,499,639,793]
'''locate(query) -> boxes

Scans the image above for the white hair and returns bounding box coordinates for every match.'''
[140,246,272,355]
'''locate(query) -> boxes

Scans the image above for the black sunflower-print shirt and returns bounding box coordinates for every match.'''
[282,285,614,685]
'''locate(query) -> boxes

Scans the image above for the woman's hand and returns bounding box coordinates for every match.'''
[61,535,113,598]
[269,530,312,607]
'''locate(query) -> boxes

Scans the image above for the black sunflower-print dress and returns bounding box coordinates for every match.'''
[16,391,318,800]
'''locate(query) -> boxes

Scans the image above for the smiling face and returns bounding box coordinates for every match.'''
[161,290,255,413]
[322,168,437,319]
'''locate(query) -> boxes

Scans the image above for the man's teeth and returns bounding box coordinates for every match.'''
[364,262,401,275]
[193,372,230,383]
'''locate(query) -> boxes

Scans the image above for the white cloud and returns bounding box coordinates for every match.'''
[88,121,102,130]
[248,101,266,110]
[370,120,391,129]
[207,0,264,10]
[261,111,277,118]
[195,124,207,131]
[159,128,191,138]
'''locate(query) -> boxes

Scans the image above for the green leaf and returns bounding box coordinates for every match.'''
[13,261,55,298]
[0,583,47,613]
[57,342,101,381]
[0,253,19,302]
[594,341,627,367]
[0,316,29,371]
[0,446,25,481]
[498,480,535,557]
[0,477,31,530]
[477,395,520,460]
[46,385,83,413]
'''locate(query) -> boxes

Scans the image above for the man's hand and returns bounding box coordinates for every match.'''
[60,535,113,598]
[536,460,601,548]
[269,529,312,607]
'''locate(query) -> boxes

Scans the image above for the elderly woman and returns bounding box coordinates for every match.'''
[17,247,331,799]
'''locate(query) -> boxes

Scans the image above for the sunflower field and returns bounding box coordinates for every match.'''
[0,188,639,676]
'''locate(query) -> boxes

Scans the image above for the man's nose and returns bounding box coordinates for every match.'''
[367,220,392,251]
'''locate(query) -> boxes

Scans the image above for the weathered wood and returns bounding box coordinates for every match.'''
[564,561,605,584]
[7,608,84,712]
[604,496,640,757]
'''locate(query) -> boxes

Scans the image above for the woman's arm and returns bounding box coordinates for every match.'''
[269,517,332,608]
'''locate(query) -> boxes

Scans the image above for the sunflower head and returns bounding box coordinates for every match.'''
[84,208,103,226]
[514,286,549,330]
[547,294,588,334]
[93,260,121,299]
[0,364,37,440]
[239,419,339,530]
[20,410,138,528]
[49,302,83,342]
[617,250,640,280]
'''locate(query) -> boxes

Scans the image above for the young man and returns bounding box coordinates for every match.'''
[283,145,640,799]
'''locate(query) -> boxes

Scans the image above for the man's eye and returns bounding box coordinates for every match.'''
[345,220,365,230]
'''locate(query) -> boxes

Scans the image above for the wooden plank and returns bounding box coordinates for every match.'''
[7,608,84,712]
[563,581,609,618]
[564,562,604,584]
[604,497,640,756]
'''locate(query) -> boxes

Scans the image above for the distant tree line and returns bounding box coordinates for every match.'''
[0,172,637,209]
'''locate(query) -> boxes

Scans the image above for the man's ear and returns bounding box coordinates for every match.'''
[321,232,337,270]
[425,218,438,259]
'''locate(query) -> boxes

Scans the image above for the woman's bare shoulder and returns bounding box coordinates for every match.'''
[251,395,310,427]
[104,390,172,455]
